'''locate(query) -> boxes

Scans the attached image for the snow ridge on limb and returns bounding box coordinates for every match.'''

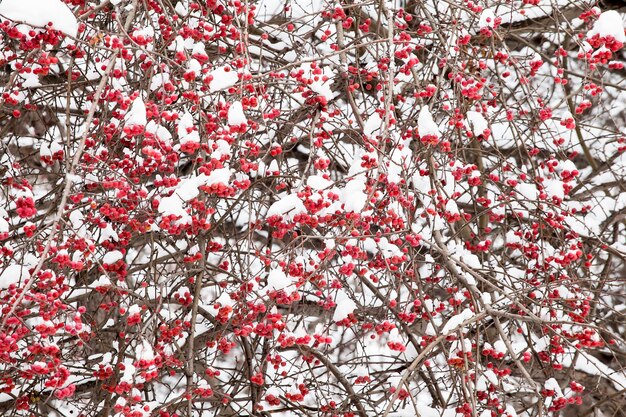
[0,0,625,416]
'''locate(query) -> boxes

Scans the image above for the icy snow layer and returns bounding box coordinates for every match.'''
[135,340,155,361]
[466,111,488,136]
[0,264,30,289]
[0,254,38,289]
[267,194,307,220]
[228,101,247,125]
[333,290,357,321]
[478,9,496,28]
[103,250,124,265]
[158,169,232,222]
[265,268,292,292]
[0,217,8,234]
[418,107,440,137]
[177,112,200,145]
[209,66,239,92]
[561,348,626,390]
[0,0,78,37]
[254,0,284,22]
[588,10,625,42]
[125,97,147,127]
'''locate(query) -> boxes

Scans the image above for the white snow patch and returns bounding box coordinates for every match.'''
[266,268,292,292]
[364,113,383,138]
[466,111,488,136]
[177,112,200,145]
[588,11,625,43]
[228,101,247,125]
[89,275,112,288]
[158,169,232,221]
[103,250,124,265]
[175,0,188,16]
[543,179,564,200]
[493,340,507,356]
[297,62,335,102]
[561,349,626,390]
[0,217,9,233]
[121,361,136,383]
[445,199,459,215]
[333,290,357,322]
[307,175,332,190]
[479,9,496,28]
[418,107,440,138]
[136,340,155,361]
[125,97,147,127]
[441,308,474,334]
[209,66,239,92]
[267,194,307,220]
[342,178,368,213]
[0,0,78,37]
[544,378,563,396]
[0,264,30,289]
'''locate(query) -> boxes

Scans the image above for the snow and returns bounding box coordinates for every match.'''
[445,199,459,215]
[128,304,141,316]
[254,0,283,22]
[309,78,334,102]
[544,378,563,396]
[449,338,472,357]
[588,11,625,43]
[192,43,206,59]
[136,340,155,361]
[209,291,235,312]
[125,97,147,127]
[342,178,368,213]
[483,369,498,386]
[121,360,136,383]
[265,268,292,292]
[466,111,488,136]
[389,404,457,417]
[158,196,189,220]
[493,340,507,356]
[103,250,124,265]
[175,0,188,16]
[205,168,232,186]
[543,179,564,200]
[20,70,41,88]
[97,223,119,243]
[187,59,201,76]
[298,63,335,102]
[516,182,538,200]
[333,290,357,322]
[306,175,332,190]
[418,107,440,138]
[2,0,624,412]
[363,237,402,258]
[479,9,496,28]
[176,176,205,201]
[441,308,474,334]
[0,264,30,289]
[177,112,200,145]
[0,217,8,233]
[159,169,232,220]
[209,66,239,92]
[149,72,170,92]
[89,275,112,288]
[228,101,247,125]
[364,113,383,138]
[0,0,78,37]
[561,349,626,390]
[267,194,307,220]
